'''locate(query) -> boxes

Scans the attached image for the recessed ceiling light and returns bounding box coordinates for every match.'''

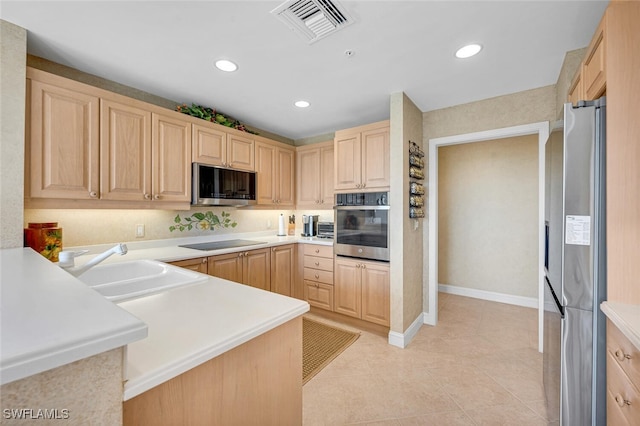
[215,59,238,72]
[455,44,482,59]
[294,100,310,108]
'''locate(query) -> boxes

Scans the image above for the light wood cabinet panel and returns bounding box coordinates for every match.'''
[100,99,151,201]
[123,317,302,426]
[607,319,640,425]
[169,257,208,274]
[255,141,295,206]
[604,1,640,304]
[296,141,334,208]
[303,267,333,285]
[304,281,334,311]
[271,244,295,296]
[361,262,391,327]
[568,69,584,105]
[28,79,100,200]
[334,258,361,318]
[334,133,361,191]
[208,252,243,282]
[227,133,255,171]
[303,255,333,271]
[334,120,389,192]
[192,125,255,171]
[583,17,606,100]
[303,244,333,258]
[152,113,191,203]
[192,124,226,166]
[334,257,390,326]
[361,127,390,190]
[243,248,271,291]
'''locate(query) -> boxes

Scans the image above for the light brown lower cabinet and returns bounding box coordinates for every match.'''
[271,244,295,297]
[208,248,271,291]
[168,257,208,274]
[334,257,390,327]
[606,319,640,425]
[123,316,302,426]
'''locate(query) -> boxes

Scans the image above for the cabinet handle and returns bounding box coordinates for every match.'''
[314,261,320,266]
[356,264,361,268]
[238,252,244,257]
[615,349,632,362]
[362,264,366,269]
[245,251,249,256]
[222,162,227,167]
[315,274,319,279]
[144,193,151,200]
[154,194,160,200]
[202,259,206,264]
[315,249,320,253]
[320,199,324,203]
[362,183,366,188]
[89,191,98,198]
[615,394,631,407]
[229,162,233,167]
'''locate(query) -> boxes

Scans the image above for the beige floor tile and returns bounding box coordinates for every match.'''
[303,294,547,425]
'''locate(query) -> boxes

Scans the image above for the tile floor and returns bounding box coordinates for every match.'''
[303,293,557,425]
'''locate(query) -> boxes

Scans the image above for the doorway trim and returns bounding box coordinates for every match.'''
[427,122,549,353]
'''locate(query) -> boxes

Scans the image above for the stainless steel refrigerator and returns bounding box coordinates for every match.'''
[543,98,606,425]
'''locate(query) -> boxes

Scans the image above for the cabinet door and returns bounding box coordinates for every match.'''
[29,79,100,199]
[568,69,584,105]
[100,99,152,201]
[208,252,243,283]
[304,281,334,311]
[360,262,390,327]
[169,257,208,274]
[255,142,277,205]
[243,248,271,291]
[583,18,606,100]
[152,113,191,202]
[361,127,390,190]
[227,133,255,171]
[271,245,295,296]
[334,258,361,319]
[296,148,321,207]
[320,145,335,207]
[277,147,295,205]
[192,123,226,166]
[334,133,361,191]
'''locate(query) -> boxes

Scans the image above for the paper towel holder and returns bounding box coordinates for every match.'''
[277,213,287,236]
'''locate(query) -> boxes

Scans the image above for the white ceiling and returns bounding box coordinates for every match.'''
[1,1,608,141]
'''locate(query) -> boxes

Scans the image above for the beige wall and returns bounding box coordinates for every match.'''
[0,20,26,248]
[423,85,555,312]
[0,348,124,425]
[390,92,424,334]
[438,135,539,298]
[24,208,336,247]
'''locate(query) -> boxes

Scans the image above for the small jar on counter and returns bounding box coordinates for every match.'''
[24,222,63,262]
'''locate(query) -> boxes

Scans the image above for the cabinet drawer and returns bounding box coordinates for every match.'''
[303,255,333,272]
[607,351,640,424]
[303,267,333,285]
[303,244,333,258]
[607,321,640,384]
[304,280,333,311]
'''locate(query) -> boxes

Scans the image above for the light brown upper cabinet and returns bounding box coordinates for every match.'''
[255,139,295,206]
[296,141,334,208]
[100,102,191,203]
[192,124,255,171]
[26,68,192,208]
[28,77,100,200]
[334,120,390,192]
[568,13,607,104]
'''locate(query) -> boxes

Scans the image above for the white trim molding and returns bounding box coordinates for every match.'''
[439,283,539,309]
[388,313,424,348]
[428,121,549,353]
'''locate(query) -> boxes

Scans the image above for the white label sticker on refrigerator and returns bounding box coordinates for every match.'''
[565,215,591,245]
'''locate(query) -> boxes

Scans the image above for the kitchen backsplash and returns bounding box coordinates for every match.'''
[24,208,334,247]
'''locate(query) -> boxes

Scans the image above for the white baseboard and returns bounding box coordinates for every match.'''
[423,309,436,326]
[388,313,424,348]
[438,283,538,309]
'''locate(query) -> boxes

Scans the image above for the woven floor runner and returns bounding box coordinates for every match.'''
[303,317,360,384]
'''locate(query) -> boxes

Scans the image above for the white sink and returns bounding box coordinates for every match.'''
[78,259,208,302]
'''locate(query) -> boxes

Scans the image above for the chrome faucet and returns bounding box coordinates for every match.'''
[58,243,128,277]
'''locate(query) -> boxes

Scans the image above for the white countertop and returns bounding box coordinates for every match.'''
[119,277,309,400]
[1,232,321,390]
[601,301,640,350]
[0,248,147,385]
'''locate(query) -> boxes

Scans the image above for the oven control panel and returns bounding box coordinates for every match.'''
[335,192,388,206]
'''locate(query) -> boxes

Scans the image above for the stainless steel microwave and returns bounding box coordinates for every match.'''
[192,163,256,206]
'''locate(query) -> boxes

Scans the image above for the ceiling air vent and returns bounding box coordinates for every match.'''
[271,0,354,44]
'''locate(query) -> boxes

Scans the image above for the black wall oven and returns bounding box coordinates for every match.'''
[334,192,389,262]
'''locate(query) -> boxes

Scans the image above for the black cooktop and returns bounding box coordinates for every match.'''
[179,239,266,251]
